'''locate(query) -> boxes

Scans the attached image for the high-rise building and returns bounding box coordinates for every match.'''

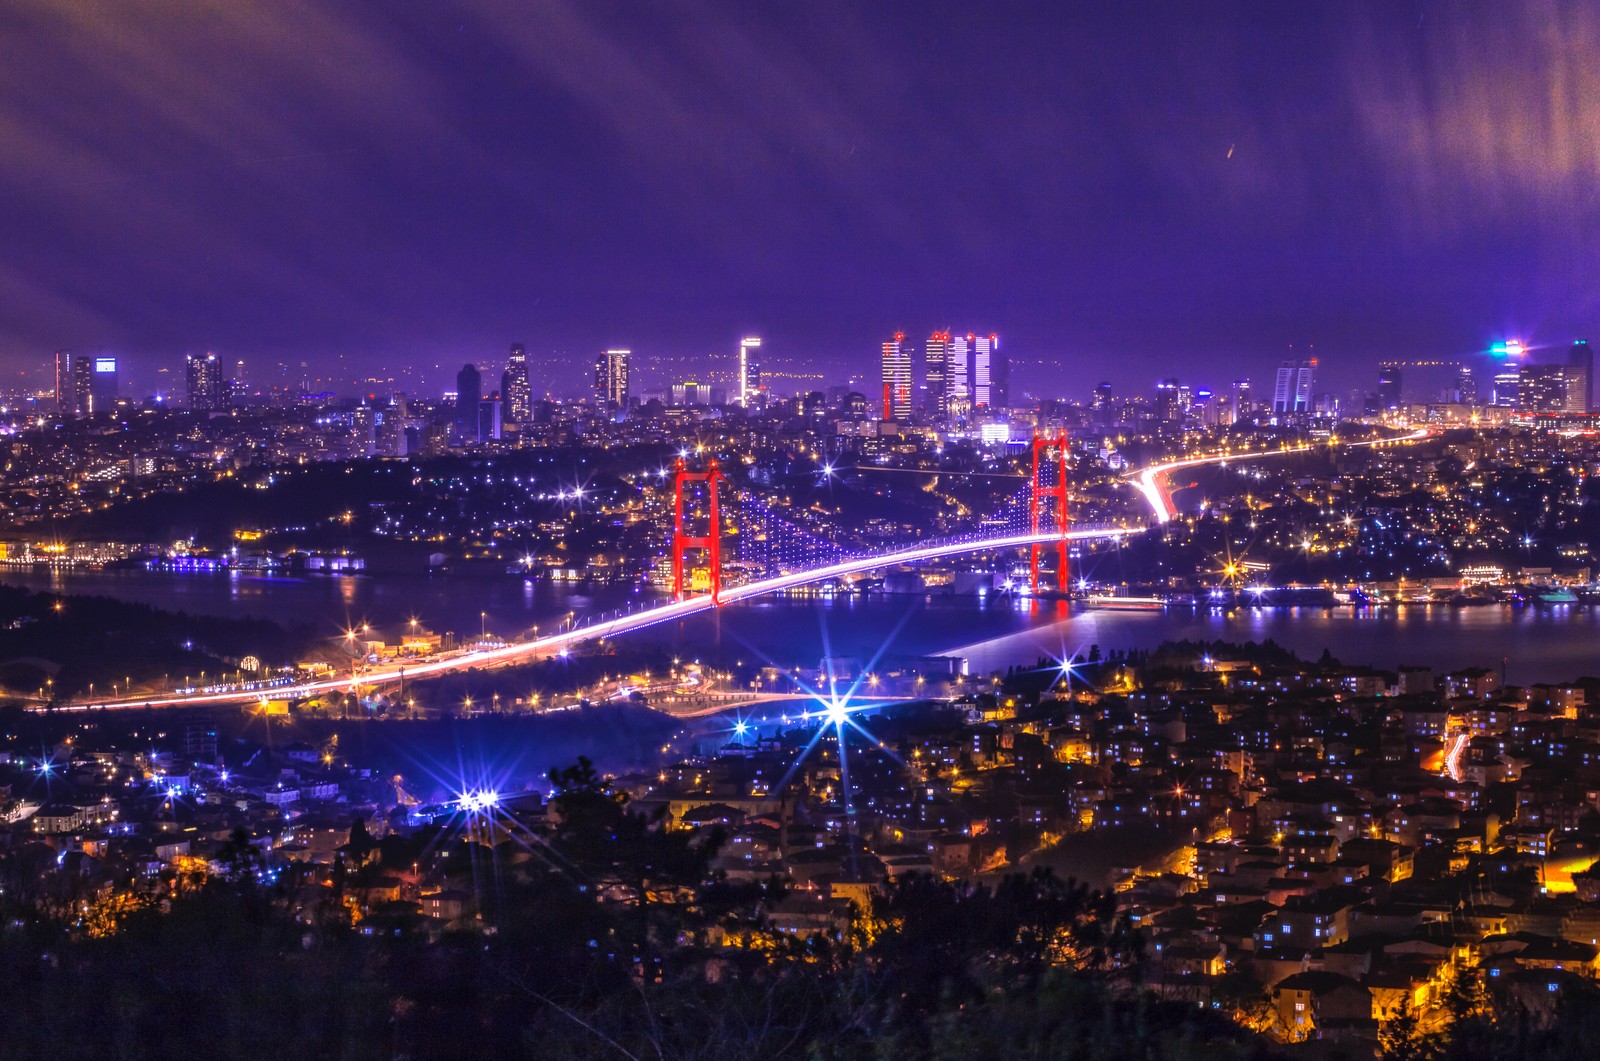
[594,349,630,409]
[477,397,502,441]
[53,351,74,415]
[1455,364,1477,405]
[1153,378,1182,424]
[736,337,762,406]
[1492,365,1520,407]
[1230,380,1252,423]
[503,343,532,425]
[455,363,482,440]
[925,331,951,418]
[186,352,228,411]
[1272,360,1315,415]
[1377,365,1402,410]
[988,334,1009,409]
[1569,340,1593,413]
[89,357,118,414]
[972,334,993,409]
[880,333,912,421]
[69,356,93,416]
[1518,364,1568,412]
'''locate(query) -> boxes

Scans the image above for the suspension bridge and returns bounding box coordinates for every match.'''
[48,428,1426,712]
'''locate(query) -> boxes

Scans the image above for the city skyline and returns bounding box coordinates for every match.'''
[5,1,1599,393]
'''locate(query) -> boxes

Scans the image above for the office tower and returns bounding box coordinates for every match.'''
[947,333,971,420]
[988,334,1009,409]
[925,331,951,418]
[89,357,117,413]
[1455,364,1477,404]
[1230,380,1251,423]
[1272,360,1315,415]
[972,334,993,409]
[186,352,228,410]
[1377,365,1401,410]
[71,356,93,416]
[880,333,912,421]
[737,337,762,406]
[594,348,630,409]
[477,397,502,441]
[1518,364,1568,412]
[1091,381,1113,410]
[1153,379,1181,424]
[1569,340,1592,413]
[455,363,482,439]
[503,343,532,425]
[53,351,73,415]
[1492,365,1520,407]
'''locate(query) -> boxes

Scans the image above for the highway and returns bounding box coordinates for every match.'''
[52,426,1430,712]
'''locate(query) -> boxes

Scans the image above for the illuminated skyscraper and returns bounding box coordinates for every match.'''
[503,343,532,425]
[1455,364,1477,404]
[1272,360,1315,415]
[53,350,74,415]
[71,356,93,417]
[1569,340,1592,413]
[1153,378,1181,423]
[736,337,762,406]
[880,333,911,421]
[594,348,630,409]
[185,352,228,411]
[1518,364,1568,412]
[89,357,118,414]
[925,331,952,418]
[972,334,991,409]
[1230,380,1251,423]
[988,334,1009,409]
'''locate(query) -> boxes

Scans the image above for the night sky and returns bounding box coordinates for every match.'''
[3,0,1597,398]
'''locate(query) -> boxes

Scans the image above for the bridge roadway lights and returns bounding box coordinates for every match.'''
[1029,431,1071,595]
[672,456,729,605]
[52,430,1430,713]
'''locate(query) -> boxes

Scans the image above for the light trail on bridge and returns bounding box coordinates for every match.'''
[51,427,1430,713]
[1128,428,1429,523]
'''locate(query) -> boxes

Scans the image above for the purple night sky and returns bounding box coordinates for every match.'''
[2,0,1597,398]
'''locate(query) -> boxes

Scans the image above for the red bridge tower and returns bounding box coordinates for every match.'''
[1029,432,1071,594]
[671,457,729,604]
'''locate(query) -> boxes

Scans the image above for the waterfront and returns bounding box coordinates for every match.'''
[8,568,1600,686]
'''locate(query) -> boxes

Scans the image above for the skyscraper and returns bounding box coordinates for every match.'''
[925,331,952,419]
[972,334,994,409]
[71,356,93,417]
[1230,380,1252,423]
[594,349,630,409]
[1153,378,1181,424]
[1376,365,1401,410]
[89,357,118,414]
[53,350,73,415]
[737,337,762,406]
[1272,360,1315,415]
[880,333,911,421]
[1455,364,1477,404]
[455,363,482,440]
[988,335,1009,409]
[186,352,228,410]
[1518,364,1568,412]
[503,343,532,425]
[1569,340,1592,413]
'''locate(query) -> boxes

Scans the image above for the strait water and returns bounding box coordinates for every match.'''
[4,568,1600,684]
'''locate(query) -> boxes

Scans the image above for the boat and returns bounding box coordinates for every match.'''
[1084,594,1166,610]
[1537,588,1579,604]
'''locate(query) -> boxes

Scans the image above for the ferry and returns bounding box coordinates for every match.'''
[1084,594,1166,611]
[1537,588,1579,605]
